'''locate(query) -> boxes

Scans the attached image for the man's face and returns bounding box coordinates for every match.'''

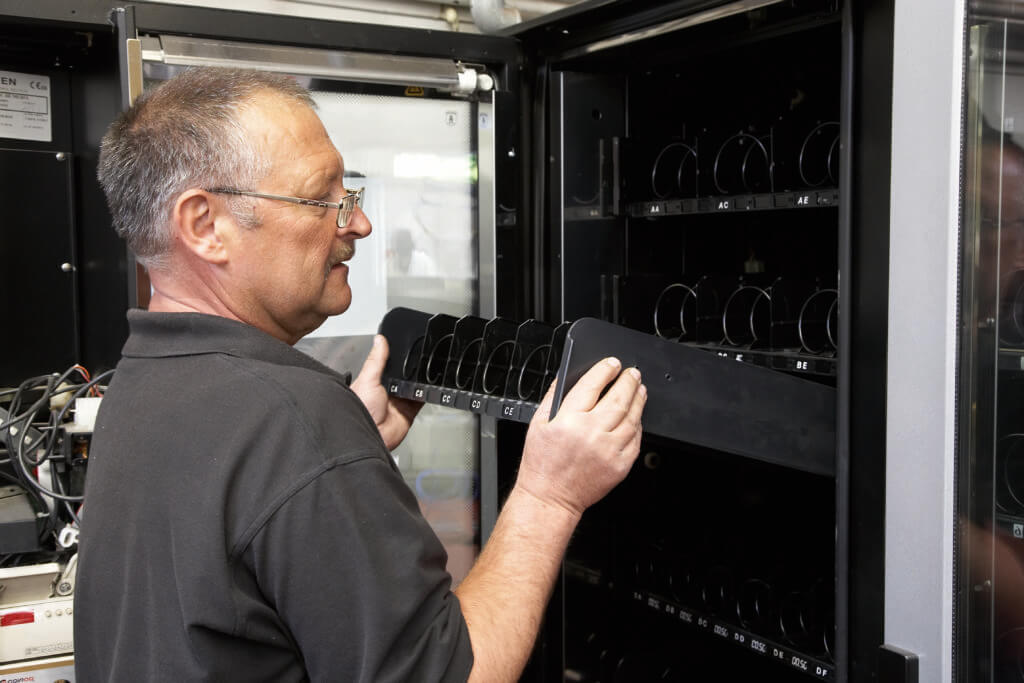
[226,91,371,343]
[982,143,1024,278]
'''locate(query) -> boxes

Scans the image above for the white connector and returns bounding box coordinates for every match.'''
[65,396,102,434]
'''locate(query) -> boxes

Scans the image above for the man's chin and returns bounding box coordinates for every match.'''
[322,291,353,319]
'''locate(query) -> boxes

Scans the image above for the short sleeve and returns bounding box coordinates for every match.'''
[242,453,475,683]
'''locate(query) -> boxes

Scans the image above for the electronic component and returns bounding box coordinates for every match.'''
[0,562,75,663]
[0,486,39,555]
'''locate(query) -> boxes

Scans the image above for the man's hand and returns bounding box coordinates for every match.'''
[455,357,645,683]
[515,357,646,518]
[350,335,422,450]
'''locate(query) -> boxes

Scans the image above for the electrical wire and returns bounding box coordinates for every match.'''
[0,364,110,545]
[41,370,113,468]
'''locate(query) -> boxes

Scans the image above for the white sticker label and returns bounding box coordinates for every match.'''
[0,70,51,142]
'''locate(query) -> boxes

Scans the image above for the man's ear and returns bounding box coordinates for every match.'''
[172,189,231,265]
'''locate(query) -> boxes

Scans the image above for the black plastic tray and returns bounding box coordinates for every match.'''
[380,308,835,477]
[550,318,834,477]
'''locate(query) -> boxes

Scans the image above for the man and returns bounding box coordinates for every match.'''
[74,67,646,682]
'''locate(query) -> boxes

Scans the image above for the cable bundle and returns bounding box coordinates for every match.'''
[0,364,112,564]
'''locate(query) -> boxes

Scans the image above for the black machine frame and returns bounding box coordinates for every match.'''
[511,1,893,681]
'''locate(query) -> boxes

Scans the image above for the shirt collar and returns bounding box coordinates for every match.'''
[121,309,345,381]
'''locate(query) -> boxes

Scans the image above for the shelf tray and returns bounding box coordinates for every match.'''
[380,309,835,477]
[620,580,836,682]
[627,189,840,219]
[550,318,835,477]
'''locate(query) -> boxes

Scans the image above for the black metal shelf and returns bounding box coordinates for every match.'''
[384,348,834,422]
[561,189,840,222]
[385,378,538,424]
[999,348,1024,372]
[627,189,840,219]
[550,318,835,477]
[626,584,836,682]
[693,343,837,377]
[565,562,836,682]
[381,309,836,477]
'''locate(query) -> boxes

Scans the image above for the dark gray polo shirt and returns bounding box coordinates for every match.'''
[74,311,473,682]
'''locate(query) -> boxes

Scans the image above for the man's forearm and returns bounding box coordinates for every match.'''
[454,485,581,683]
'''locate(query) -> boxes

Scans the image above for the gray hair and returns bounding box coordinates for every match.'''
[97,67,316,270]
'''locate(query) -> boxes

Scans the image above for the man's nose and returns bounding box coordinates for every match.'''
[342,206,372,239]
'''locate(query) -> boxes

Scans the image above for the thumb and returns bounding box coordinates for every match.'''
[355,334,389,385]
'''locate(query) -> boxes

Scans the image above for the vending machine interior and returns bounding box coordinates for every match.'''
[514,2,855,681]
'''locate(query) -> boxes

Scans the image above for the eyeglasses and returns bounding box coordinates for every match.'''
[206,186,365,228]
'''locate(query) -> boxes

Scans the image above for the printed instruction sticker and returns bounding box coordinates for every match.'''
[0,70,52,142]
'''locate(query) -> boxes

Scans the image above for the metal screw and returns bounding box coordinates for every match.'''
[55,152,66,161]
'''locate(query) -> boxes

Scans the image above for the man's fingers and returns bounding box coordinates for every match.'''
[610,409,643,461]
[558,357,622,413]
[393,395,423,423]
[627,383,647,429]
[590,367,643,431]
[354,335,388,386]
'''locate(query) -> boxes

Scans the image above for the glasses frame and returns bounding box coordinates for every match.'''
[206,186,365,228]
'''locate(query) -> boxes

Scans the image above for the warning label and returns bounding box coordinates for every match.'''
[0,70,51,142]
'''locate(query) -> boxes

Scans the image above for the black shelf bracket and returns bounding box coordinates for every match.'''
[878,644,919,683]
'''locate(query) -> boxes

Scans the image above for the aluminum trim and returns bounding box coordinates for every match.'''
[146,34,475,93]
[114,5,143,310]
[477,93,499,543]
[564,0,785,59]
[478,95,497,321]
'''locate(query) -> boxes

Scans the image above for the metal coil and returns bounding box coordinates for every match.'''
[713,132,773,195]
[722,284,772,347]
[424,333,455,385]
[798,121,840,188]
[516,343,552,401]
[650,141,698,199]
[481,339,517,396]
[798,289,839,354]
[653,282,698,341]
[454,337,484,390]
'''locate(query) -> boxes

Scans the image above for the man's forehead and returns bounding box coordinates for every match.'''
[241,91,344,175]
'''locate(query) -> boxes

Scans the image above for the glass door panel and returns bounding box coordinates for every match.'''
[141,63,483,584]
[959,8,1024,681]
[298,89,481,585]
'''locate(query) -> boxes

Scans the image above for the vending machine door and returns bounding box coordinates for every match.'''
[957,4,1024,682]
